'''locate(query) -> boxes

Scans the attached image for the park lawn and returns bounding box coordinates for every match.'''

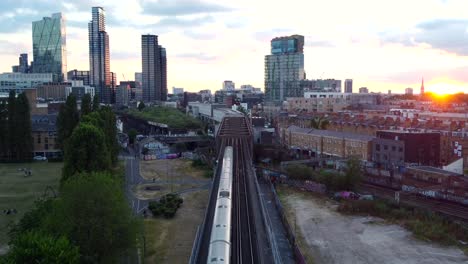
[0,162,62,249]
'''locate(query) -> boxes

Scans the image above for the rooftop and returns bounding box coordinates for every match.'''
[31,114,57,132]
[288,125,375,141]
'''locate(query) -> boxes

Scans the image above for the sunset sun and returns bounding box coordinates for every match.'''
[426,79,467,95]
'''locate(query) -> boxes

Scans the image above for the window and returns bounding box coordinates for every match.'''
[399,147,403,152]
[37,135,41,144]
[392,146,396,151]
[376,144,380,151]
[45,144,49,150]
[45,137,49,144]
[384,145,388,150]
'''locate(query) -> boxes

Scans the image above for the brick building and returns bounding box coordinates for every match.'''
[31,114,61,159]
[376,130,440,166]
[283,125,374,161]
[372,137,405,169]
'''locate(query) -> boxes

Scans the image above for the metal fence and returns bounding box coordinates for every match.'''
[269,182,307,264]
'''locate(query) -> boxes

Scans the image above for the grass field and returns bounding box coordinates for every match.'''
[0,162,62,251]
[143,190,208,263]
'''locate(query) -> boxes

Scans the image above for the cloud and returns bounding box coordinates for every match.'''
[175,52,217,61]
[381,19,468,56]
[382,66,468,84]
[253,28,294,42]
[156,15,214,27]
[183,30,216,40]
[111,51,140,60]
[0,41,30,55]
[140,0,232,16]
[305,40,335,48]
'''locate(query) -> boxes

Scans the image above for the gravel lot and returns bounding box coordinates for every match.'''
[280,189,468,264]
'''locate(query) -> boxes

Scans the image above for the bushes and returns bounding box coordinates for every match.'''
[148,193,184,218]
[192,159,213,178]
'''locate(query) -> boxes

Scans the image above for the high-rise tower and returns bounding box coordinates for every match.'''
[420,77,425,95]
[344,79,353,93]
[88,7,111,104]
[141,35,167,102]
[264,35,305,103]
[32,13,67,81]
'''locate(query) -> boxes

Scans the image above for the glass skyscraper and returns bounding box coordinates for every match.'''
[32,13,67,82]
[264,35,305,104]
[141,35,167,102]
[88,7,111,104]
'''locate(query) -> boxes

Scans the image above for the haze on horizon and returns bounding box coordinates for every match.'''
[0,0,467,94]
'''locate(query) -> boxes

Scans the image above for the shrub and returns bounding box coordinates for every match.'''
[148,194,184,218]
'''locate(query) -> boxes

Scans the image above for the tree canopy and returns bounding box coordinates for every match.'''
[0,91,33,161]
[310,116,329,130]
[81,94,92,116]
[62,123,111,181]
[92,94,100,112]
[3,231,80,264]
[13,93,33,161]
[137,101,145,111]
[55,172,140,262]
[57,94,79,149]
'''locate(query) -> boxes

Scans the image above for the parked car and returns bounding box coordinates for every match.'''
[33,156,47,161]
[333,191,360,201]
[358,194,374,201]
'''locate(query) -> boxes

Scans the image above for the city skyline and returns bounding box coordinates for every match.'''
[0,0,467,94]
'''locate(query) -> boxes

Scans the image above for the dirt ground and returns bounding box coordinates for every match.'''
[136,159,210,200]
[140,159,208,181]
[144,190,208,263]
[279,187,468,264]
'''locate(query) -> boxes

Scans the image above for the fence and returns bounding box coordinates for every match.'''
[269,181,307,264]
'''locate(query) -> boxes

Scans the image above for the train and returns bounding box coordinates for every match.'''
[207,146,233,264]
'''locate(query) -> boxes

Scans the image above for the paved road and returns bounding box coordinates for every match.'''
[121,146,211,215]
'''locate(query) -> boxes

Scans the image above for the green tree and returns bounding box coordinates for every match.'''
[138,101,145,111]
[81,93,92,116]
[3,231,80,264]
[14,93,33,161]
[310,116,329,130]
[55,172,140,263]
[285,164,315,180]
[7,90,16,160]
[80,112,104,128]
[62,123,111,182]
[344,156,362,190]
[8,199,55,240]
[0,100,7,159]
[57,94,79,149]
[92,94,100,112]
[128,129,137,145]
[99,107,119,164]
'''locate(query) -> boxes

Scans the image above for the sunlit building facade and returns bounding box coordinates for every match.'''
[32,13,67,82]
[265,35,305,104]
[88,7,111,104]
[141,35,167,102]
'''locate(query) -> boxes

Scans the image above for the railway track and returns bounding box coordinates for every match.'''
[360,182,468,221]
[196,115,270,264]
